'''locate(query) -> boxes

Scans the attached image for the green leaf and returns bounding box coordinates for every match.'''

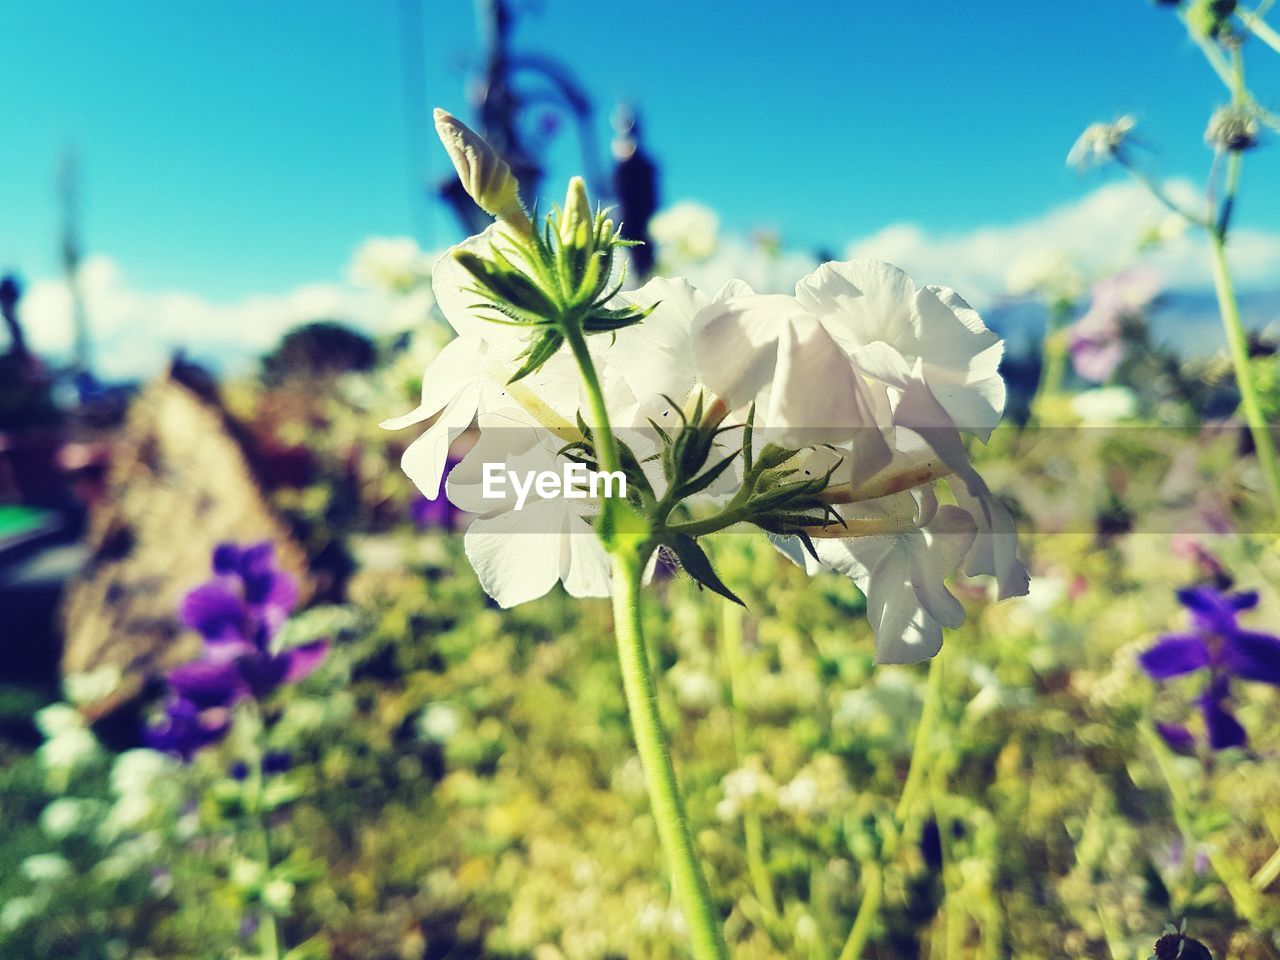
[260,777,303,812]
[671,534,745,606]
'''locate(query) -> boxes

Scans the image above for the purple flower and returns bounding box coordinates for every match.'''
[148,541,329,761]
[181,542,298,656]
[1139,585,1280,750]
[145,698,232,761]
[410,492,458,531]
[409,456,461,530]
[1068,268,1161,383]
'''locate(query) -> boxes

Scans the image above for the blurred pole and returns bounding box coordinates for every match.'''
[58,150,91,377]
[0,274,28,361]
[611,104,658,279]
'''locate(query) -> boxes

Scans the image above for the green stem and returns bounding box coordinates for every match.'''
[565,321,728,959]
[1026,300,1073,426]
[717,600,780,926]
[1142,728,1262,923]
[836,861,882,960]
[1239,6,1280,55]
[1208,226,1280,514]
[896,651,944,825]
[613,552,729,960]
[837,651,947,960]
[564,325,622,477]
[244,705,282,960]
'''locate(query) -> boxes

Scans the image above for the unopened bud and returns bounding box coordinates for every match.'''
[433,108,531,233]
[1205,104,1259,152]
[560,176,594,248]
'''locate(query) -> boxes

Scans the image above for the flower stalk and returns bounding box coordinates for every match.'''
[563,276,728,958]
[611,547,729,960]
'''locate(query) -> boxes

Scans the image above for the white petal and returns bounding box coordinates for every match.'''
[607,277,708,404]
[796,260,917,353]
[379,336,491,430]
[950,474,1030,600]
[400,388,479,498]
[559,514,613,598]
[463,502,566,607]
[693,294,795,409]
[767,317,889,451]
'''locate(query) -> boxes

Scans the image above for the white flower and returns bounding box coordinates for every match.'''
[63,664,122,706]
[99,749,175,838]
[21,853,71,884]
[694,259,1004,465]
[348,236,435,294]
[815,488,977,663]
[40,798,97,839]
[777,774,820,815]
[1,895,44,932]
[419,703,462,743]
[793,260,1006,440]
[886,377,1029,601]
[694,290,892,453]
[650,201,719,263]
[34,704,99,778]
[447,407,612,607]
[1071,386,1138,424]
[1067,116,1135,170]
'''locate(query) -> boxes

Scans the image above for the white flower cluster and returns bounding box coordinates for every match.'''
[384,111,1028,663]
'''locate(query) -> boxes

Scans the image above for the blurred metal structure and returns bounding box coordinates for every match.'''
[0,273,28,362]
[432,0,659,276]
[611,104,659,277]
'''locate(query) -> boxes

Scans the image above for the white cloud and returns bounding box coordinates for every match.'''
[12,183,1280,382]
[844,179,1280,309]
[17,238,443,381]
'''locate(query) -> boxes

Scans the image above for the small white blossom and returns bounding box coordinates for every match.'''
[1067,116,1136,170]
[419,703,463,743]
[650,201,719,262]
[21,853,72,884]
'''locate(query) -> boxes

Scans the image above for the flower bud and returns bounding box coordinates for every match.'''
[560,176,594,249]
[433,108,531,233]
[1205,104,1259,152]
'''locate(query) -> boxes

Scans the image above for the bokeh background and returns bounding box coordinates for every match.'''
[2,2,1280,958]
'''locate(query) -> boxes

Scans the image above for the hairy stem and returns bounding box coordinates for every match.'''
[566,322,728,959]
[613,552,730,960]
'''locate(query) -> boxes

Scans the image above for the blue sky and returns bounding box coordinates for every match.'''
[2,0,1278,303]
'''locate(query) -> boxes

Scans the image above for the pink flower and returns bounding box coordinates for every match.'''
[1068,269,1162,382]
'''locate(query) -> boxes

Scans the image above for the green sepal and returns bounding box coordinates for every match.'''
[670,533,745,606]
[507,331,565,384]
[676,451,738,500]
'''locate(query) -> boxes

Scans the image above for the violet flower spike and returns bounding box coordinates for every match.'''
[1139,586,1280,750]
[148,540,330,761]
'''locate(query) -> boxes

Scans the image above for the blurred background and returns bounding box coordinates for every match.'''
[3,2,1280,958]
